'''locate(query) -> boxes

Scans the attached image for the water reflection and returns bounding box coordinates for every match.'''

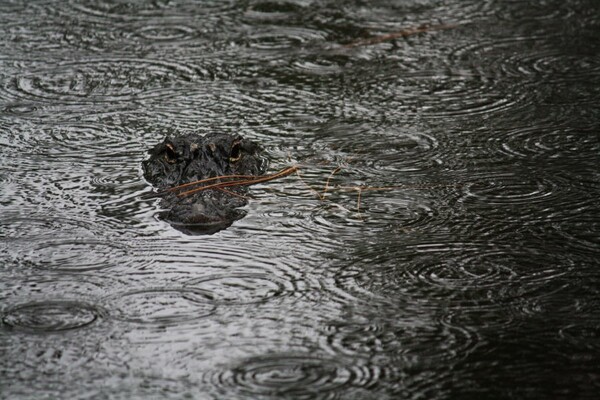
[1,0,599,398]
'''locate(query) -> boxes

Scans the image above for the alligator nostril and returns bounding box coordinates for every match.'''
[165,143,177,163]
[230,140,242,162]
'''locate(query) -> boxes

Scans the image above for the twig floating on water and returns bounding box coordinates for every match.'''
[345,23,457,48]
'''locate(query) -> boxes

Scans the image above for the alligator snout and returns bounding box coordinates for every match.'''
[142,132,267,234]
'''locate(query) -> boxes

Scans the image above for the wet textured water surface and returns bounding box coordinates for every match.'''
[1,0,599,399]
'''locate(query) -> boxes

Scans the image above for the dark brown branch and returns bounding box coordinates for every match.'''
[345,23,456,48]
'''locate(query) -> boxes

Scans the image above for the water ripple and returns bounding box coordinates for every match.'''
[184,273,296,305]
[1,210,137,272]
[491,124,600,161]
[106,287,216,325]
[460,174,558,207]
[245,26,327,50]
[6,58,201,104]
[1,274,119,302]
[21,237,129,272]
[68,0,238,21]
[508,51,600,81]
[0,213,109,241]
[0,0,29,14]
[40,123,145,162]
[61,20,206,52]
[291,57,344,77]
[323,314,479,367]
[1,103,38,115]
[205,352,390,399]
[551,218,600,256]
[309,121,439,173]
[332,243,572,315]
[443,26,600,107]
[60,21,138,52]
[136,24,197,41]
[2,300,104,333]
[559,323,600,351]
[244,1,307,22]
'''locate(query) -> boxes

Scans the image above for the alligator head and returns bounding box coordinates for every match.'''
[142,132,267,234]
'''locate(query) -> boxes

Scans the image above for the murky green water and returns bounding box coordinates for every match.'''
[1,1,599,399]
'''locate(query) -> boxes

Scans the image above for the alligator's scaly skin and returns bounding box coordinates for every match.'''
[142,133,267,234]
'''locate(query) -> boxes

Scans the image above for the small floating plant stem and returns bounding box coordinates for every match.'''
[345,23,457,48]
[166,174,257,192]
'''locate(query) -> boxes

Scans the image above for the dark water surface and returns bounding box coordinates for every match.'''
[1,0,599,399]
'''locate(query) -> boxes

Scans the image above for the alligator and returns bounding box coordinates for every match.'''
[142,132,267,234]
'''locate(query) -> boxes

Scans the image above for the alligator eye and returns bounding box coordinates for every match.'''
[229,141,242,162]
[164,143,177,163]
